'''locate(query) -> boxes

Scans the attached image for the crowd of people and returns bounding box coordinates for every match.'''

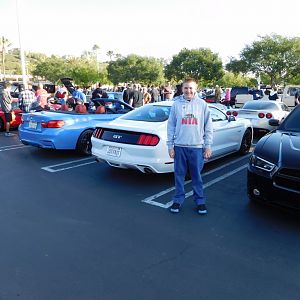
[2,79,298,137]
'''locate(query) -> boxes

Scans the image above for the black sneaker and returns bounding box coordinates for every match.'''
[170,202,180,213]
[197,204,207,215]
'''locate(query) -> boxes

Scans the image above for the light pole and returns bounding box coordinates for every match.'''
[16,0,27,89]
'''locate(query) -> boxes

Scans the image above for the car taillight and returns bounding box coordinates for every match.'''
[232,111,238,117]
[41,120,65,128]
[226,111,232,115]
[258,113,265,118]
[137,134,160,146]
[93,128,103,138]
[266,113,273,119]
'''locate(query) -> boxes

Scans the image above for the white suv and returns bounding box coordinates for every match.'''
[281,85,300,109]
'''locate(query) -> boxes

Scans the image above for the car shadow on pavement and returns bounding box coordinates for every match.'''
[246,200,300,229]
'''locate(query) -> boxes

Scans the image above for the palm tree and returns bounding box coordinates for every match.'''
[0,36,12,79]
[92,44,100,61]
[106,50,114,61]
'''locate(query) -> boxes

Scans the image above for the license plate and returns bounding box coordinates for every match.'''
[28,120,37,129]
[106,146,122,157]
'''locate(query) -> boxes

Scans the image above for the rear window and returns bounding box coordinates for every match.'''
[121,105,171,122]
[231,87,249,97]
[287,87,300,97]
[242,101,279,110]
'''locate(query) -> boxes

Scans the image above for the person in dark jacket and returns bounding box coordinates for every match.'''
[268,86,279,101]
[123,84,133,104]
[130,85,143,108]
[173,84,183,98]
[294,91,300,106]
[91,83,103,99]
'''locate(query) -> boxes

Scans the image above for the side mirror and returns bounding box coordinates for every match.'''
[269,119,280,126]
[228,115,236,122]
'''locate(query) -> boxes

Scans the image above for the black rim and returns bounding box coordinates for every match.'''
[241,130,252,153]
[79,130,93,155]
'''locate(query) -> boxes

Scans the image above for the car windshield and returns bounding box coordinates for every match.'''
[92,99,132,113]
[242,101,279,110]
[107,92,122,100]
[121,105,171,122]
[279,106,300,132]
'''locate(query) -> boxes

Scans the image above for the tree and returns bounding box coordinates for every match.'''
[2,48,22,75]
[0,36,12,79]
[68,58,107,86]
[225,58,248,75]
[32,55,109,86]
[92,44,100,61]
[106,50,114,61]
[32,56,69,83]
[107,54,164,85]
[218,72,256,88]
[165,48,224,86]
[226,34,300,85]
[26,52,47,75]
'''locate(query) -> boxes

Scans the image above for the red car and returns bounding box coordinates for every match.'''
[0,99,22,131]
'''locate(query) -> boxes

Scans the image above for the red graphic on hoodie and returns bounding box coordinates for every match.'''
[181,113,198,125]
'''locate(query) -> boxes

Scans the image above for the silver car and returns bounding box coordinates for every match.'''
[226,101,290,132]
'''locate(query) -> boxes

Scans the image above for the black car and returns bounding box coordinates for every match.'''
[247,105,300,210]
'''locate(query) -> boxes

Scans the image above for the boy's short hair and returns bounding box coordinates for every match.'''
[183,78,197,85]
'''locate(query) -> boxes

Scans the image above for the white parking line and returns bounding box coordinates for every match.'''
[142,160,249,209]
[41,157,96,172]
[0,144,28,152]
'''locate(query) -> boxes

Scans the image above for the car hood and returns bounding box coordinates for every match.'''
[255,130,300,169]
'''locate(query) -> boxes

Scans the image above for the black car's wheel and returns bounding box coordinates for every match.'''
[239,128,252,155]
[76,129,94,155]
[0,118,4,131]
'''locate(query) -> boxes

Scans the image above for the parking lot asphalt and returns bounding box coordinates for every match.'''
[1,131,300,300]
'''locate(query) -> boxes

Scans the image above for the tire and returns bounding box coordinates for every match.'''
[0,118,4,131]
[76,129,94,155]
[239,128,252,155]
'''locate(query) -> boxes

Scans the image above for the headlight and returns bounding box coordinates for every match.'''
[250,155,276,172]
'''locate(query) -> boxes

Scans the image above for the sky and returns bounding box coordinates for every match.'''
[1,0,299,64]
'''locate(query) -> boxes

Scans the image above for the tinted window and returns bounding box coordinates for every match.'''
[280,106,300,132]
[242,101,279,110]
[121,105,171,122]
